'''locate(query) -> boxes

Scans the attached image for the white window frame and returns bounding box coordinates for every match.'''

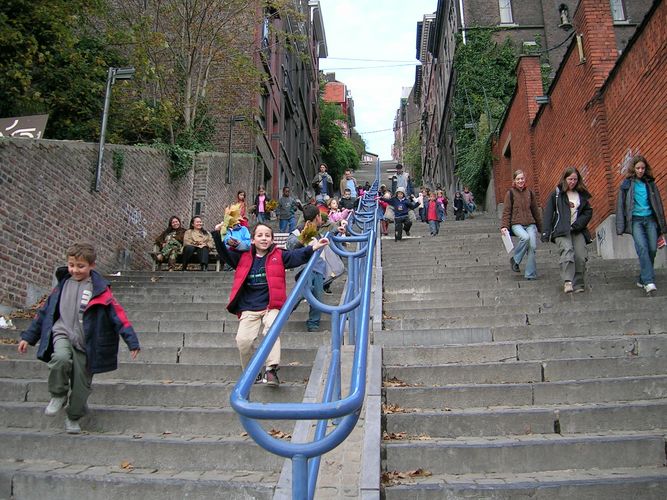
[610,0,626,21]
[499,0,514,24]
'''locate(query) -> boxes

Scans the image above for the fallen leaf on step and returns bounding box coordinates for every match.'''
[382,468,433,485]
[150,276,160,282]
[382,403,415,414]
[414,433,432,440]
[162,380,174,384]
[407,468,432,478]
[162,431,172,436]
[287,361,301,366]
[268,428,292,439]
[382,431,406,441]
[240,432,248,437]
[383,376,409,387]
[120,461,134,470]
[0,338,18,344]
[132,434,143,439]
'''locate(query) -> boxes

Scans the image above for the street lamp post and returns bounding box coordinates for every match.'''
[226,115,245,184]
[94,67,135,192]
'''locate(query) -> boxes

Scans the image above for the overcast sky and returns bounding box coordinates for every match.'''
[318,0,437,161]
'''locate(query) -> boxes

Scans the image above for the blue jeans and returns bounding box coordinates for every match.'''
[257,212,267,223]
[279,216,296,233]
[428,220,440,235]
[632,216,658,285]
[307,272,324,330]
[511,224,538,279]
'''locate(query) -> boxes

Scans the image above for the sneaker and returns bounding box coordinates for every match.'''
[563,281,574,293]
[574,287,585,293]
[265,368,280,387]
[510,257,520,273]
[323,288,333,295]
[307,325,319,332]
[45,396,67,416]
[636,282,645,289]
[405,228,411,236]
[255,371,266,384]
[65,417,81,434]
[644,283,657,293]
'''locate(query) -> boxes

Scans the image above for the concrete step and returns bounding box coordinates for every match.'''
[384,356,667,385]
[0,344,317,366]
[0,402,295,436]
[0,429,282,472]
[383,467,667,500]
[382,309,667,330]
[384,374,667,408]
[1,462,276,500]
[385,399,667,437]
[1,329,332,349]
[382,287,659,309]
[0,360,312,383]
[383,335,667,364]
[0,378,305,406]
[131,317,332,334]
[383,297,666,320]
[384,433,666,475]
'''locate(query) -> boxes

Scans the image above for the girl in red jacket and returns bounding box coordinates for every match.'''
[213,223,329,386]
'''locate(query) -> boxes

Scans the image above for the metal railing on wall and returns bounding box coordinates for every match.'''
[230,162,380,499]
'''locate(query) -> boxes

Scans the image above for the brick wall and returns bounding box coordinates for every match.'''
[492,0,666,232]
[0,138,255,311]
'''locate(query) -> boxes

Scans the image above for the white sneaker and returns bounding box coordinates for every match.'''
[644,283,657,293]
[563,281,574,293]
[44,396,67,416]
[65,417,81,434]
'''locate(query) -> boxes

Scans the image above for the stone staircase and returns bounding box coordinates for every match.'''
[379,214,667,499]
[0,270,338,499]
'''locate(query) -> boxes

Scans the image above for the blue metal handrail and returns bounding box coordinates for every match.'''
[230,162,381,499]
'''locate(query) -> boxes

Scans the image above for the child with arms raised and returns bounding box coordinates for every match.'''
[213,223,328,386]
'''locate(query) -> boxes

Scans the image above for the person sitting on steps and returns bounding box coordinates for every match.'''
[154,216,186,270]
[182,216,214,271]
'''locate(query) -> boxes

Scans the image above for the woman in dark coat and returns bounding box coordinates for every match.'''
[542,167,593,293]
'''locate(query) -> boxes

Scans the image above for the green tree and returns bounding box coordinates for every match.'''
[403,130,422,186]
[453,29,517,199]
[349,128,367,160]
[319,100,359,181]
[0,0,133,141]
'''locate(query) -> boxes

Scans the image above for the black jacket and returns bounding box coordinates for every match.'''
[616,178,667,235]
[20,268,140,374]
[541,187,593,243]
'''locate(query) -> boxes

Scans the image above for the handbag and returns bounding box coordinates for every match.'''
[383,205,395,223]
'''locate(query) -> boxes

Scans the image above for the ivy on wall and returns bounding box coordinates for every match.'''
[453,29,517,200]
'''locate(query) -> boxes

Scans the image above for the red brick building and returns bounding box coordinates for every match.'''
[323,74,355,138]
[492,0,666,259]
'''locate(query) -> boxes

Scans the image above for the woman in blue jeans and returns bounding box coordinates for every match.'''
[501,170,543,280]
[616,155,667,294]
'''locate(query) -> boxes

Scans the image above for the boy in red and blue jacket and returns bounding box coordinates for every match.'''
[18,242,140,434]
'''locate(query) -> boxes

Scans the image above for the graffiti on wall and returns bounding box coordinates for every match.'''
[122,203,148,239]
[617,148,639,176]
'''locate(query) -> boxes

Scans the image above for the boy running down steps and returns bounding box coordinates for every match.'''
[18,242,140,434]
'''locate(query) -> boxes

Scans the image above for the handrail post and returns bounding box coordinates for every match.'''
[293,454,309,500]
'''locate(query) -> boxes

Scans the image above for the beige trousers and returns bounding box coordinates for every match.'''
[235,309,281,370]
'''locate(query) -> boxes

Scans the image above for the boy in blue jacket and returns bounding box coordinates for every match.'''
[17,242,140,434]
